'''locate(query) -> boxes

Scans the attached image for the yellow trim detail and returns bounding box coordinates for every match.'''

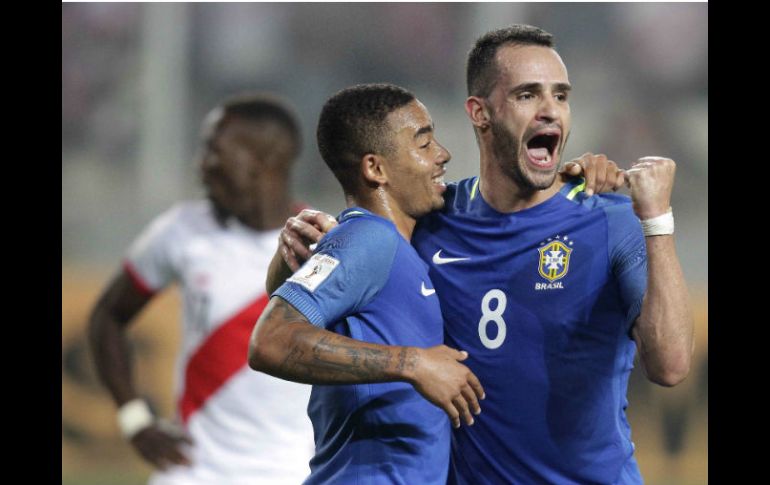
[342,210,365,219]
[566,181,586,201]
[470,177,480,200]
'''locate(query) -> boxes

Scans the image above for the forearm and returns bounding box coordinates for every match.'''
[88,310,139,405]
[249,298,419,385]
[87,272,151,407]
[634,235,694,386]
[266,249,293,295]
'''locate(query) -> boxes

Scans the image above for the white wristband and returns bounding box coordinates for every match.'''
[117,399,154,439]
[640,208,674,236]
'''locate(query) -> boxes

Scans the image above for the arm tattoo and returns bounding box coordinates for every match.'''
[396,347,418,373]
[276,299,307,324]
[271,299,403,384]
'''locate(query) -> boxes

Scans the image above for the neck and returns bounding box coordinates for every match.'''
[477,142,564,213]
[346,188,417,241]
[237,178,294,231]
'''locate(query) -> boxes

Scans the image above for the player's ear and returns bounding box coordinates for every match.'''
[465,96,490,129]
[361,153,388,187]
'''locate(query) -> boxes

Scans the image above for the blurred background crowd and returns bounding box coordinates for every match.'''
[62,3,707,484]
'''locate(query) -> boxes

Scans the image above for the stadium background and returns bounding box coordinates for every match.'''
[62,3,708,484]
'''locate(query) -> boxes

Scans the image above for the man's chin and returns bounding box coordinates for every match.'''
[206,194,221,208]
[523,169,558,191]
[411,200,444,219]
[207,196,231,219]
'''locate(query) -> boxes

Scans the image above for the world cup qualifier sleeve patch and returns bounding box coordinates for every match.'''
[287,253,340,292]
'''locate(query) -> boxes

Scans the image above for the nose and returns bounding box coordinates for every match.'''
[536,94,558,123]
[437,142,451,166]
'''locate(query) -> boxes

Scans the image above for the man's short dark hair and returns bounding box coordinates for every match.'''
[316,83,415,194]
[220,93,302,157]
[467,24,555,98]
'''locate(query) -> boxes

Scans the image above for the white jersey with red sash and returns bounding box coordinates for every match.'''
[124,199,314,485]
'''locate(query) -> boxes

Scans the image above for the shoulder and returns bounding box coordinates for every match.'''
[144,199,210,228]
[169,199,220,229]
[281,211,401,316]
[158,199,222,235]
[585,194,641,235]
[131,199,216,248]
[320,211,400,252]
[593,192,633,209]
[556,180,642,237]
[566,189,636,219]
[590,194,639,229]
[584,195,645,256]
[557,178,630,210]
[313,211,401,276]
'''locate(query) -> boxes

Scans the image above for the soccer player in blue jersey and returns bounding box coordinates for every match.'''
[418,26,692,484]
[248,84,486,485]
[272,24,694,485]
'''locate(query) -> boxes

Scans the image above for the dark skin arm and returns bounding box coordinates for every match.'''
[249,297,486,429]
[87,270,192,470]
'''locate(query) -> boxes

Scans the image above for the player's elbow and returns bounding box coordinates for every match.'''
[646,357,691,387]
[649,370,687,387]
[247,319,278,373]
[247,334,270,372]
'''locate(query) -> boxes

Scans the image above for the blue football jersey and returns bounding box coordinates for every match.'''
[412,177,647,485]
[275,207,450,485]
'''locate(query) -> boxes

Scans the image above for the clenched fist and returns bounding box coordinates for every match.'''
[624,156,676,220]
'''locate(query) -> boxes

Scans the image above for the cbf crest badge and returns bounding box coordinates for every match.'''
[537,235,574,282]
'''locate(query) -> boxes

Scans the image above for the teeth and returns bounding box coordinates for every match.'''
[432,175,444,184]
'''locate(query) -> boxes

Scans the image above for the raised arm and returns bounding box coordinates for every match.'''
[267,209,338,294]
[249,296,485,428]
[87,270,192,469]
[626,157,694,387]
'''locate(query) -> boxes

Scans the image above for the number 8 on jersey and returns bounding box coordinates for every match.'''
[479,289,507,349]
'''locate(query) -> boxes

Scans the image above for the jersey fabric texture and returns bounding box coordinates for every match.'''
[274,207,451,485]
[412,177,647,485]
[124,200,314,485]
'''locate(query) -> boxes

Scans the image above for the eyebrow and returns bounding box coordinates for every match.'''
[509,82,572,94]
[414,123,434,139]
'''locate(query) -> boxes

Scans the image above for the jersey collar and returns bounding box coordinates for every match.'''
[466,176,582,217]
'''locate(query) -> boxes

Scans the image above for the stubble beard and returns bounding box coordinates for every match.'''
[490,118,558,192]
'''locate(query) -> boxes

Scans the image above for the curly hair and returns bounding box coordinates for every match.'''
[219,92,303,158]
[316,83,415,194]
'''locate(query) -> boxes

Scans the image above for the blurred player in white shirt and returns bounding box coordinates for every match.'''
[88,93,315,485]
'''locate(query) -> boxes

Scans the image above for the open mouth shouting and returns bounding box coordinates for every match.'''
[525,128,561,169]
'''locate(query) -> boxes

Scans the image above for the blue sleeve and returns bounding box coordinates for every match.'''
[604,202,647,333]
[273,218,399,328]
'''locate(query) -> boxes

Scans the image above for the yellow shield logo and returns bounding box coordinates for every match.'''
[538,240,572,282]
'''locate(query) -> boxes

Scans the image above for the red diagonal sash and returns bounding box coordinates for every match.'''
[179,294,270,423]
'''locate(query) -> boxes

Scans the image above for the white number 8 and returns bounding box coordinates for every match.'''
[479,289,507,349]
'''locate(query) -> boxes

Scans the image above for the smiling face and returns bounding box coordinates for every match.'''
[484,44,571,191]
[382,99,451,219]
